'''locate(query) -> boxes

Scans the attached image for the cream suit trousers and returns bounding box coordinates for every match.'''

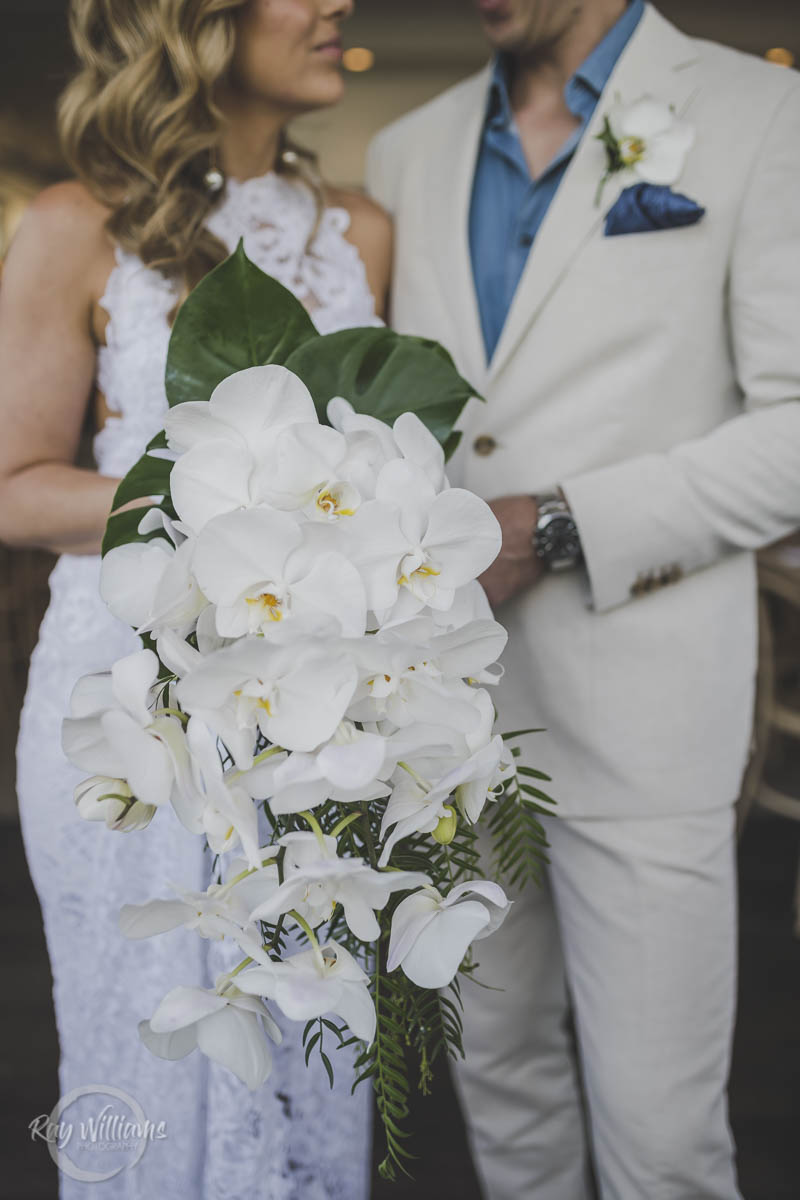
[451,808,741,1200]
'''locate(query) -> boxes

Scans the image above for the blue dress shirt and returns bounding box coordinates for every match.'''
[469,0,644,361]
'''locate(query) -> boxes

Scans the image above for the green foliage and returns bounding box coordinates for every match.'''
[101,505,169,558]
[353,957,414,1182]
[391,817,480,886]
[487,737,556,890]
[102,431,177,557]
[302,1017,346,1090]
[165,241,318,408]
[284,326,479,451]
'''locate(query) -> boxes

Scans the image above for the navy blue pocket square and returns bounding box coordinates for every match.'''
[604,183,705,237]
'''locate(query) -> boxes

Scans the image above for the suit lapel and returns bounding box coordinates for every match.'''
[424,66,492,391]
[487,3,702,383]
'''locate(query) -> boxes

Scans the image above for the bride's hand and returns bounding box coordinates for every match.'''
[479,494,543,610]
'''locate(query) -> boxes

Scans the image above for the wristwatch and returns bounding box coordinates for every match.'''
[532,491,583,573]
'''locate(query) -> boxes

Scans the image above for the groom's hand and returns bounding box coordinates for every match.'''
[479,494,543,609]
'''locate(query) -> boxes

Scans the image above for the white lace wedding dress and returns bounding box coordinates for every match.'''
[16,171,379,1200]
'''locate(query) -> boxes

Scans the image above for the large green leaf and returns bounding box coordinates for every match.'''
[110,431,173,512]
[102,505,172,557]
[164,239,317,407]
[284,327,480,452]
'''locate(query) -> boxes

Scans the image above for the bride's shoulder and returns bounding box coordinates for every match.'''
[325,186,392,316]
[325,185,392,242]
[11,181,115,295]
[22,181,110,249]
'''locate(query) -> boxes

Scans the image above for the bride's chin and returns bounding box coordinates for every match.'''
[301,66,347,109]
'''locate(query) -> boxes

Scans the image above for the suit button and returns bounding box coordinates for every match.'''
[659,563,683,586]
[473,435,497,456]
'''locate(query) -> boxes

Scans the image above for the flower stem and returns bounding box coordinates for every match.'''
[218,955,254,994]
[226,854,277,888]
[288,909,320,951]
[299,810,328,853]
[151,706,189,725]
[330,811,363,839]
[397,761,430,791]
[230,744,284,782]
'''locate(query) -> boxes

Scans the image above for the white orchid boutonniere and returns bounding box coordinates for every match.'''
[595,95,696,206]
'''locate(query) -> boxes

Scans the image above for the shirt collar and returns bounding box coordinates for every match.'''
[486,0,645,129]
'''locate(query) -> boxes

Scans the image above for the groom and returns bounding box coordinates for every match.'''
[367,1,800,1196]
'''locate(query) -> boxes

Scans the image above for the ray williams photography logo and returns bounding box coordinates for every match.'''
[28,1084,168,1183]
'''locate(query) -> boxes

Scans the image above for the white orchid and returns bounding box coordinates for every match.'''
[182,718,262,867]
[326,397,401,500]
[606,96,695,187]
[237,941,376,1043]
[100,510,206,638]
[191,506,366,640]
[250,832,429,941]
[378,736,507,866]
[348,618,506,730]
[119,851,279,942]
[176,636,358,758]
[166,365,320,532]
[139,978,282,1090]
[166,365,318,455]
[392,411,448,492]
[387,880,511,988]
[341,461,502,615]
[62,649,189,813]
[246,720,389,815]
[74,775,157,832]
[252,421,362,521]
[327,400,448,496]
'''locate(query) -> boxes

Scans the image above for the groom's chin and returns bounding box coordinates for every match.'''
[474,0,519,44]
[474,0,578,55]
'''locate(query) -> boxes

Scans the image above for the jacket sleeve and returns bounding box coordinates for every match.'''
[561,81,800,613]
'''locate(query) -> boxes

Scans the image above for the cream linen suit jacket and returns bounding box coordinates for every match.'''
[367,4,800,820]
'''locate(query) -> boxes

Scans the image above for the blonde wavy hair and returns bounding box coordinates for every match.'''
[59,0,318,292]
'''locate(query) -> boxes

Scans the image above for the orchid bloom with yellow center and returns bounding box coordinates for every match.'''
[246,588,285,626]
[607,95,695,187]
[192,506,367,641]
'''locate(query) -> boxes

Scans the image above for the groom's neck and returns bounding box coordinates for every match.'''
[506,0,627,111]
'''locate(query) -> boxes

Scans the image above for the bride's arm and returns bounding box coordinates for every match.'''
[0,182,120,556]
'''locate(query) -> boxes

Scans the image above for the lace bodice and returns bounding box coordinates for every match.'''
[95,170,380,479]
[16,170,377,1199]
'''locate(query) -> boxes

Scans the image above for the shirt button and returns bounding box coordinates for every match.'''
[520,232,534,247]
[473,434,497,456]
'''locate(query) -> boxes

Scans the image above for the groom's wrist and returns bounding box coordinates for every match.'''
[531,490,583,573]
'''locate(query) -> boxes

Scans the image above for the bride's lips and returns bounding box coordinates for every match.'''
[313,38,344,61]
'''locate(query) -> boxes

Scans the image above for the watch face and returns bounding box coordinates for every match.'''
[537,513,581,565]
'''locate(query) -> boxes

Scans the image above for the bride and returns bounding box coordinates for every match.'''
[0,0,390,1196]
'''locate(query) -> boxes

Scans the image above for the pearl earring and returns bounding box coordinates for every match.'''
[203,165,226,195]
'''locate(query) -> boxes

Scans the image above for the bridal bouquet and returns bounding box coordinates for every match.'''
[62,246,552,1179]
